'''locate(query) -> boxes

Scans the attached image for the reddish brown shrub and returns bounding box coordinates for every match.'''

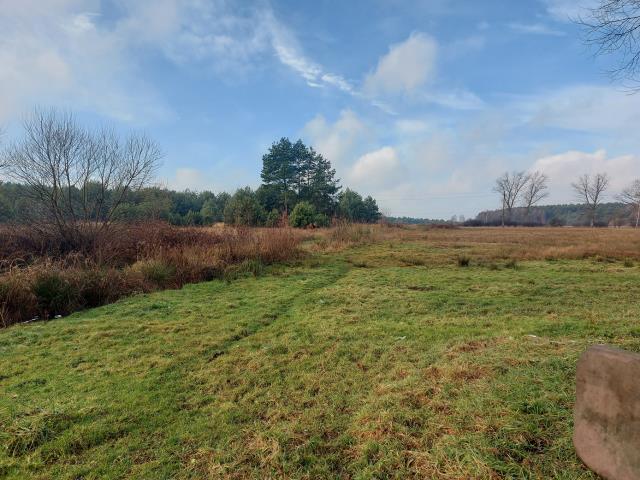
[0,223,303,327]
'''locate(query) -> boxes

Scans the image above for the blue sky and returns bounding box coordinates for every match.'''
[3,0,640,218]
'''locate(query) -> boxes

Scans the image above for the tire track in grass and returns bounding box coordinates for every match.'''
[199,260,351,363]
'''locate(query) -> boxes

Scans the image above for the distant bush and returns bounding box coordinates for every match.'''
[289,202,316,228]
[135,260,176,287]
[32,272,77,319]
[549,217,566,227]
[329,222,376,244]
[223,188,266,226]
[314,213,330,228]
[265,209,281,228]
[457,255,471,267]
[504,258,519,269]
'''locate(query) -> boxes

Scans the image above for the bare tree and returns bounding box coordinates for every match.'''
[618,178,640,227]
[578,0,640,88]
[572,173,610,227]
[494,171,528,227]
[2,108,162,250]
[0,127,6,169]
[521,171,549,220]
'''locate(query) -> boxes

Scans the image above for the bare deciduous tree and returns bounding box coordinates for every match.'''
[0,127,6,169]
[579,0,640,88]
[494,171,528,227]
[2,108,162,250]
[572,173,609,227]
[618,178,640,227]
[521,171,549,219]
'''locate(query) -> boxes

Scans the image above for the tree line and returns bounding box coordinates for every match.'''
[0,109,381,249]
[491,171,640,227]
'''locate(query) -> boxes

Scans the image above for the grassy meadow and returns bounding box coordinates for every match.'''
[2,226,640,479]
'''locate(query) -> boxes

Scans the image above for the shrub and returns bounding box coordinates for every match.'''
[265,209,281,227]
[0,223,303,328]
[289,202,317,228]
[329,223,375,244]
[32,272,77,319]
[0,275,37,327]
[314,213,330,228]
[223,258,264,282]
[457,255,471,267]
[504,258,519,269]
[223,188,265,226]
[76,269,127,308]
[135,260,176,288]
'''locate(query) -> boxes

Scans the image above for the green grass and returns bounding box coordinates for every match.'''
[2,240,640,479]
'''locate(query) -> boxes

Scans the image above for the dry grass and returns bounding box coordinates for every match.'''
[2,223,639,328]
[0,223,303,327]
[331,225,640,262]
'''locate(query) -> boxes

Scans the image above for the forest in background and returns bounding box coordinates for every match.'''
[0,137,380,228]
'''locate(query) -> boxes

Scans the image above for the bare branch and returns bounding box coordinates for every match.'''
[577,0,640,89]
[521,171,549,215]
[572,172,609,227]
[2,108,163,251]
[494,171,528,226]
[617,178,640,227]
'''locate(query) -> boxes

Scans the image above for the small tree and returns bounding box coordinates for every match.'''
[200,197,220,224]
[493,171,528,226]
[572,173,609,227]
[289,201,316,228]
[2,108,161,251]
[265,209,281,227]
[338,189,365,222]
[223,187,265,226]
[521,171,549,221]
[362,196,381,223]
[618,179,640,228]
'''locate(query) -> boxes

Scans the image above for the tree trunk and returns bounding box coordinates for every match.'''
[635,204,640,228]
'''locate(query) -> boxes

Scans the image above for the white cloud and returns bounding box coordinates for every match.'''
[364,33,438,96]
[0,0,175,123]
[302,110,372,168]
[543,0,599,22]
[421,89,485,110]
[530,149,640,203]
[508,23,566,36]
[518,85,640,133]
[0,0,360,123]
[349,147,402,187]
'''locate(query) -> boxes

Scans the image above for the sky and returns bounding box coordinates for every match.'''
[2,0,640,219]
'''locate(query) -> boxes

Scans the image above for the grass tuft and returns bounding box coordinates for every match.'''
[457,255,471,267]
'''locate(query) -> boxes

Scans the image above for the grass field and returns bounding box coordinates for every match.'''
[2,227,640,479]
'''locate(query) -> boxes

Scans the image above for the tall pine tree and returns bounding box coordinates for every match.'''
[260,138,341,216]
[260,138,297,214]
[310,150,340,215]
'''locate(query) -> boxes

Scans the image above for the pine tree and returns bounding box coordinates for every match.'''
[260,138,297,214]
[310,151,340,215]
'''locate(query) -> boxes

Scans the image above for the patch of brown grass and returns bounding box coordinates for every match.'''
[328,225,640,262]
[0,223,303,327]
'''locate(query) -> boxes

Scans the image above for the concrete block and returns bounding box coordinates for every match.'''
[574,344,640,480]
